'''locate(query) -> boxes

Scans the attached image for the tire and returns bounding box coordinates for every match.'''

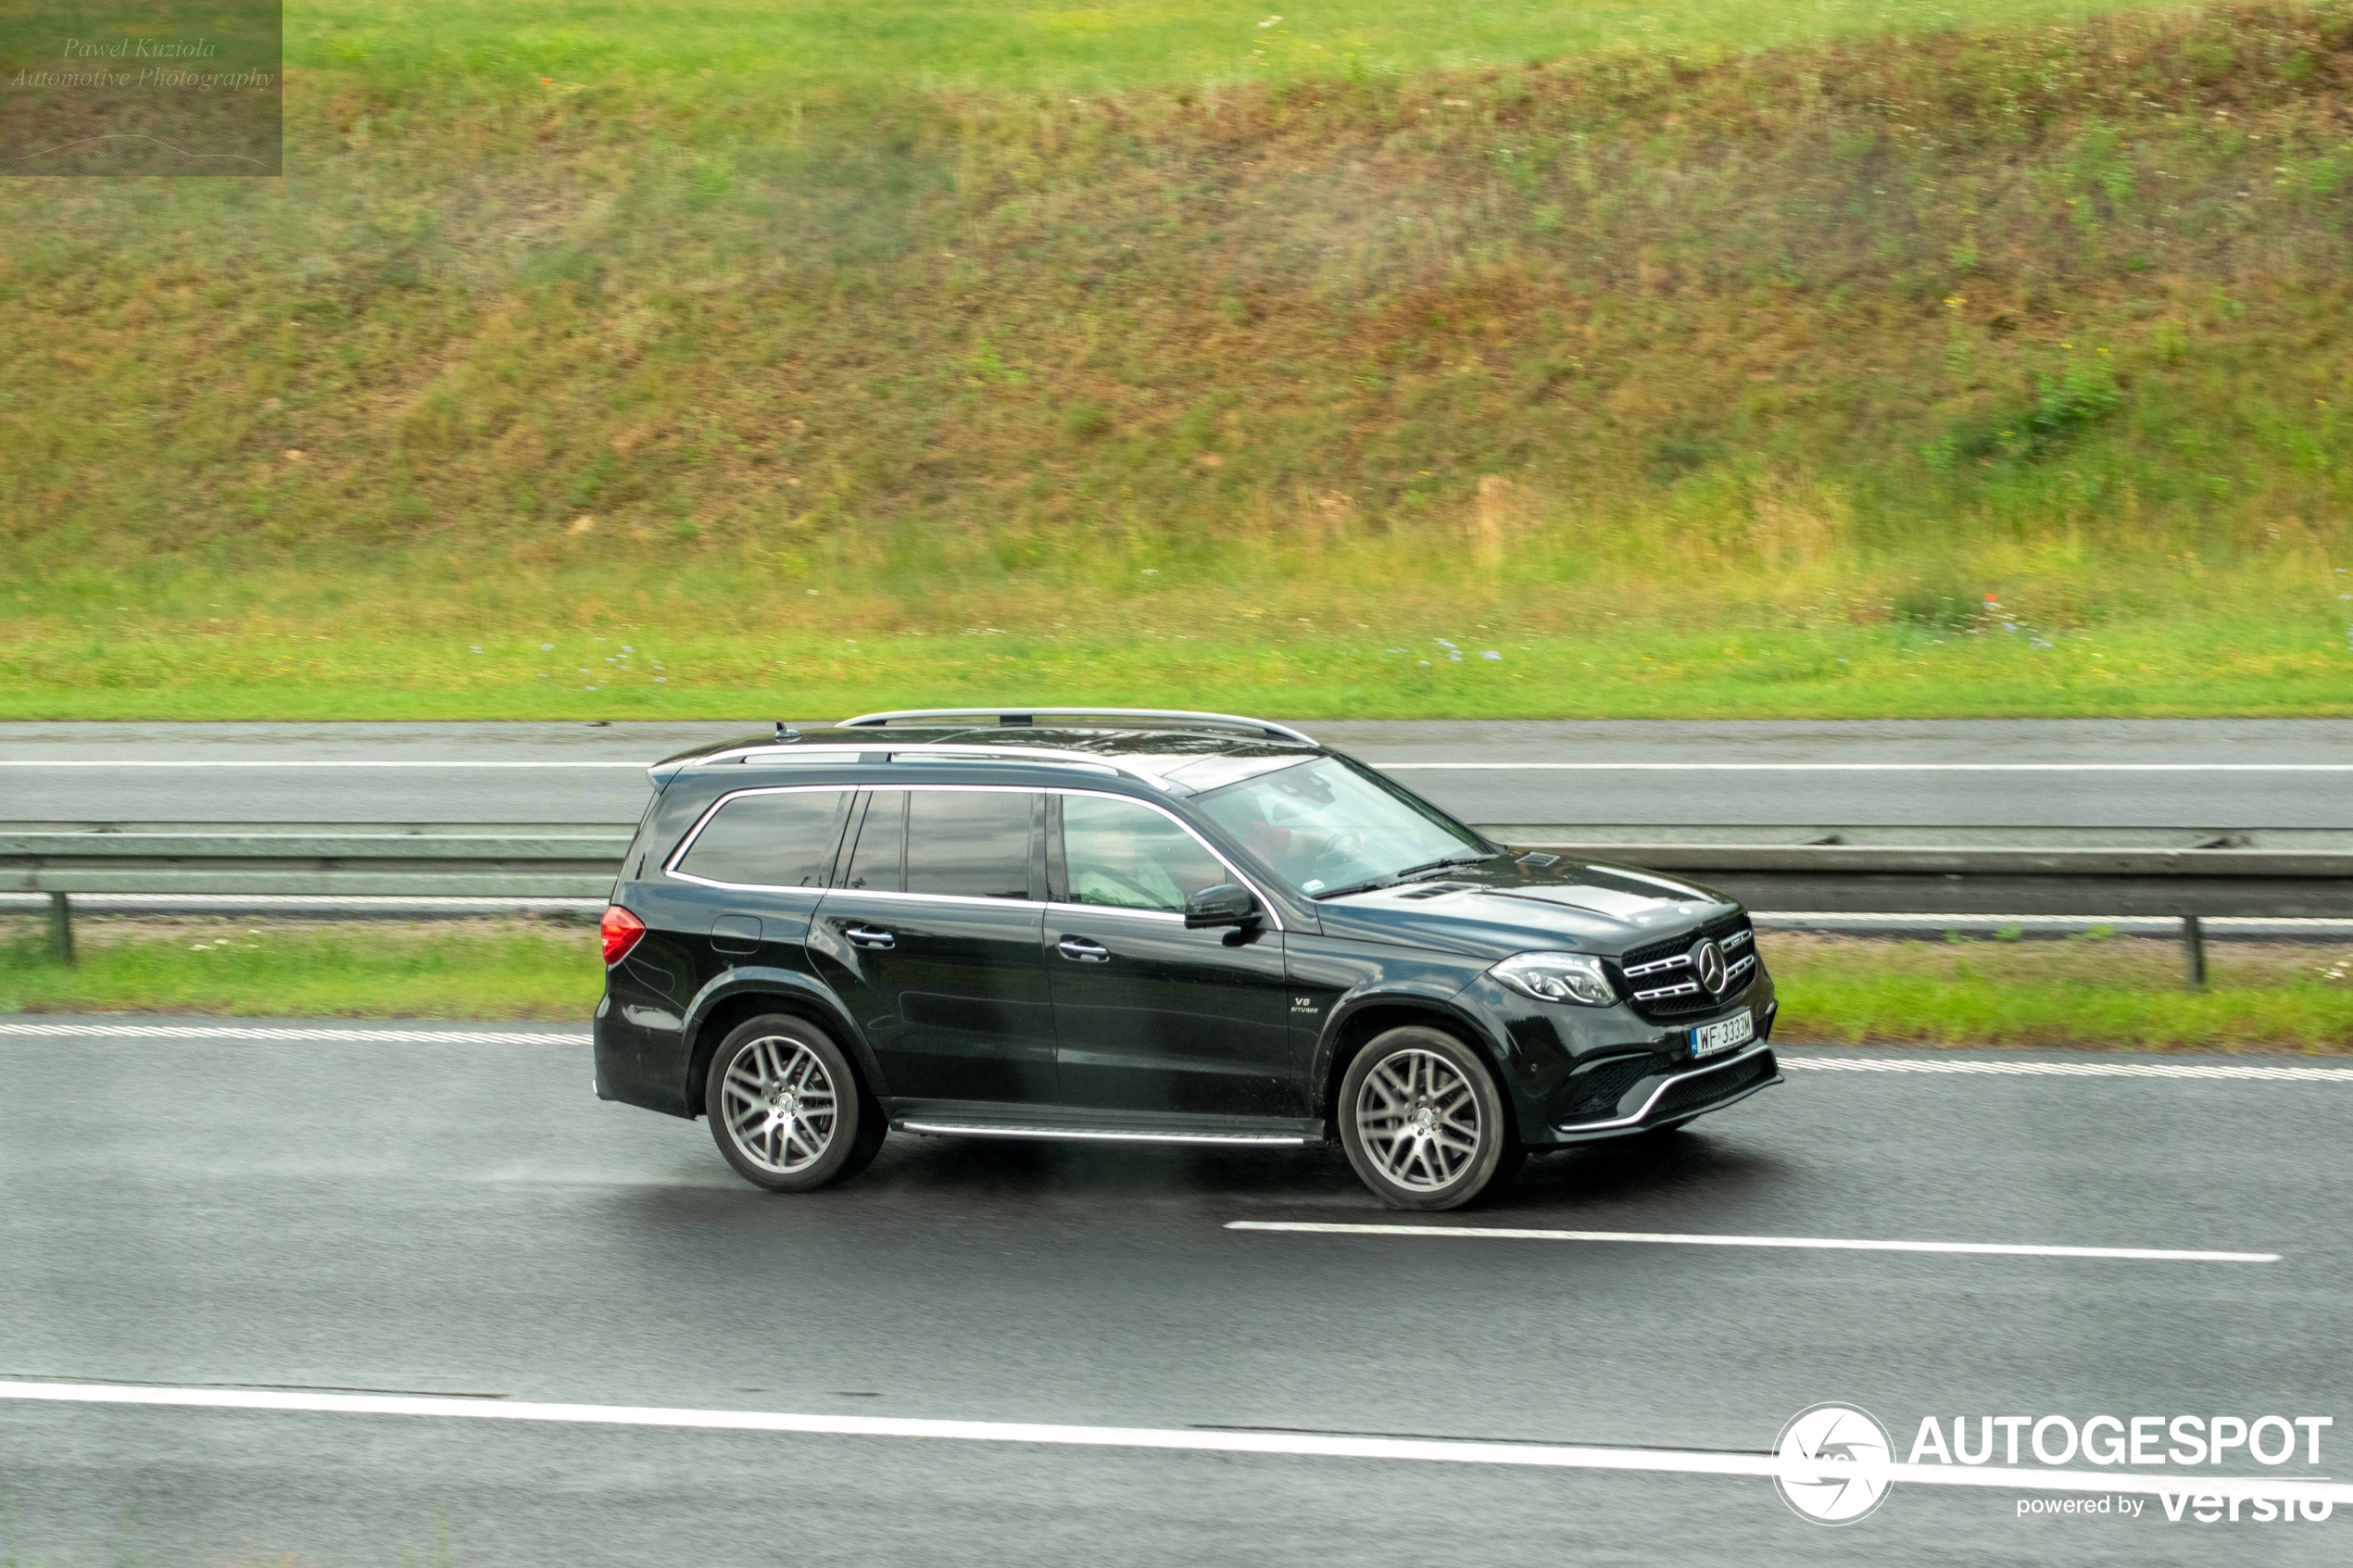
[1337,1025,1520,1211]
[704,1014,884,1193]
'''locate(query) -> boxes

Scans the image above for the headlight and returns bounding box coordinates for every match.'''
[1490,951,1617,1007]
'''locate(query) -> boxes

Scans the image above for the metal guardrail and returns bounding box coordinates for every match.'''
[8,822,2348,985]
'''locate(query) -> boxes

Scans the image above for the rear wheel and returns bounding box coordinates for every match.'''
[704,1015,883,1193]
[1338,1026,1519,1211]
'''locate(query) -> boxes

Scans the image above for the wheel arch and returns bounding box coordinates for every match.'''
[1315,995,1522,1142]
[682,971,879,1120]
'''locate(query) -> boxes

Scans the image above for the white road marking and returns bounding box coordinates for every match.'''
[1781,1054,2353,1083]
[5,759,2347,771]
[0,1379,2341,1502]
[0,1023,583,1045]
[1372,761,2353,771]
[0,759,647,768]
[1224,1221,2277,1263]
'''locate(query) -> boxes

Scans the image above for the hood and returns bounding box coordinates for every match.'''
[1309,854,1739,960]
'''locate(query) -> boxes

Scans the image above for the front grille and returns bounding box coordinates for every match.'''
[1651,1051,1771,1119]
[1612,914,1756,1022]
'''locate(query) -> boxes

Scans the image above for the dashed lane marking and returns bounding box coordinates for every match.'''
[1224,1221,2277,1263]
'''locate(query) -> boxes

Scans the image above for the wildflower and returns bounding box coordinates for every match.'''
[1258,15,1282,26]
[542,642,554,650]
[1481,650,1501,660]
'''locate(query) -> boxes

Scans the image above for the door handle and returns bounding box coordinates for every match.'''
[1057,935,1111,963]
[844,924,896,950]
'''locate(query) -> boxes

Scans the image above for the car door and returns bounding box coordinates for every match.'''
[809,786,1055,1105]
[1044,792,1294,1117]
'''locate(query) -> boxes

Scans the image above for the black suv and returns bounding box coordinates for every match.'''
[593,709,1780,1210]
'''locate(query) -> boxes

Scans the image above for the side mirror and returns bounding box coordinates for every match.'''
[1183,883,1260,930]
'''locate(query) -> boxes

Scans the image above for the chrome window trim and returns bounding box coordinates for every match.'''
[1046,785,1285,932]
[661,781,1280,927]
[662,784,858,894]
[1046,900,1183,925]
[1554,1041,1773,1133]
[812,887,1044,911]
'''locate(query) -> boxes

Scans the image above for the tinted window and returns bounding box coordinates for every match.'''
[843,791,906,892]
[1062,796,1227,913]
[905,791,1035,900]
[675,790,851,887]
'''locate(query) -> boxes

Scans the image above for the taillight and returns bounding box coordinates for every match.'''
[600,905,647,966]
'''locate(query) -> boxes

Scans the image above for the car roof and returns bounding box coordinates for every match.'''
[650,719,1327,795]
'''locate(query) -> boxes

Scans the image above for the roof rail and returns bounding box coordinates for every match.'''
[838,709,1317,746]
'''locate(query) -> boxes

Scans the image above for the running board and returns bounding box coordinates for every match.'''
[898,1120,1317,1148]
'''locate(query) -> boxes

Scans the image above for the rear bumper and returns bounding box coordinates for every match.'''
[1544,1043,1780,1145]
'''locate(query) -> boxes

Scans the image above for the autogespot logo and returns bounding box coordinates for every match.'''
[1775,1403,1895,1524]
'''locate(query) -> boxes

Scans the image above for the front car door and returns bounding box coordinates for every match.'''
[810,785,1056,1106]
[1044,791,1294,1117]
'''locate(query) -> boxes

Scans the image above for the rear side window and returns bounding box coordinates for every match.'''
[905,790,1036,900]
[673,790,851,888]
[842,791,906,892]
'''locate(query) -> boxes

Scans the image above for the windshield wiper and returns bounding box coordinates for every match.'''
[1313,850,1492,900]
[1395,849,1496,882]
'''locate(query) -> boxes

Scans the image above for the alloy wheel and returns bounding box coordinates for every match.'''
[719,1035,839,1174]
[1353,1047,1482,1191]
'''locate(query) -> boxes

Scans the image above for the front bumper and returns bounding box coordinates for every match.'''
[1547,1040,1780,1144]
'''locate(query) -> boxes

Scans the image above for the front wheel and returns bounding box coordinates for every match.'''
[1338,1026,1520,1211]
[705,1015,883,1193]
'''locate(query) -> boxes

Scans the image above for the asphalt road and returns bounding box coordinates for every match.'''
[4,1022,2349,1565]
[6,719,2353,829]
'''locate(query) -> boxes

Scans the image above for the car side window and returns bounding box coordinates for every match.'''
[1061,795,1227,913]
[904,790,1036,900]
[673,790,851,887]
[842,791,906,891]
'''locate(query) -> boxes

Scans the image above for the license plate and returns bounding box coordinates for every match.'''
[1689,1012,1755,1059]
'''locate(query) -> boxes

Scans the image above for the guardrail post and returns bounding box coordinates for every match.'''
[48,892,75,968]
[2181,914,2206,992]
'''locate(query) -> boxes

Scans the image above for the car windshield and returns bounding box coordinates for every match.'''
[1190,756,1491,897]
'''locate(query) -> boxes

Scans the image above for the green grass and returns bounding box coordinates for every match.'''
[4,600,2347,720]
[1772,933,2353,1050]
[9,4,2353,717]
[0,922,599,1020]
[7,922,2350,1051]
[292,0,2158,95]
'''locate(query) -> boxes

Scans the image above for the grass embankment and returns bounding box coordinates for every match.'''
[8,5,2353,717]
[6,921,2349,1051]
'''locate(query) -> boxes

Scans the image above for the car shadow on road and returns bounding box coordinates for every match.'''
[612,1123,1792,1231]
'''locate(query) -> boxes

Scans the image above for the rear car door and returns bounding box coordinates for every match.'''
[810,786,1055,1104]
[1044,792,1294,1117]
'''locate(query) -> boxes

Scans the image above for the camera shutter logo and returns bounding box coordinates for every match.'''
[1690,937,1727,996]
[1775,1403,1894,1524]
